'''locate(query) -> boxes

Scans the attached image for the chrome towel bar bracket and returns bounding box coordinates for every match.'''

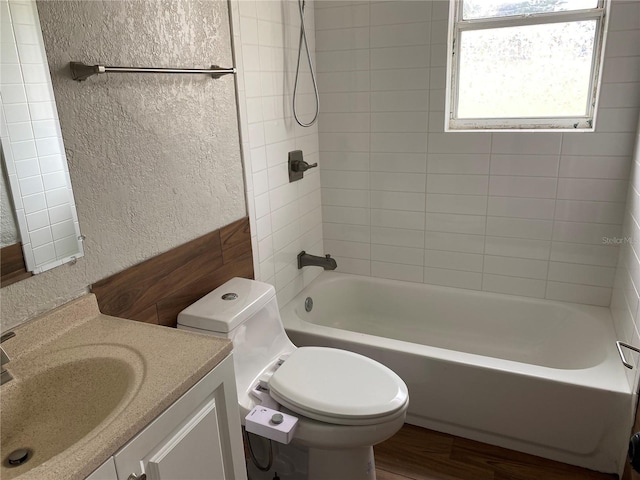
[70,62,236,82]
[617,341,640,369]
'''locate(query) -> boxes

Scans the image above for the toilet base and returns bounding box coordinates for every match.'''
[246,434,376,480]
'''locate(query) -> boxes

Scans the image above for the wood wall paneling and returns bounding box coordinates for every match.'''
[0,243,32,288]
[92,217,253,328]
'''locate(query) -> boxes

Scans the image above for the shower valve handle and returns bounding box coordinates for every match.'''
[291,159,318,173]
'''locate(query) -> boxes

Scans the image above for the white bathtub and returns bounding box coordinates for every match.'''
[280,272,634,475]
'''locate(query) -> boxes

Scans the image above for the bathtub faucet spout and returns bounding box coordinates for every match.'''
[298,251,338,270]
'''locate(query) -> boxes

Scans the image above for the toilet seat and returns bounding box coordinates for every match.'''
[268,347,408,426]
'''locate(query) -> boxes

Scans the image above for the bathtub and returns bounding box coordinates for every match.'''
[280,272,634,475]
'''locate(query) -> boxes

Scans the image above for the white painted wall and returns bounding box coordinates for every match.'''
[314,0,640,306]
[231,0,324,306]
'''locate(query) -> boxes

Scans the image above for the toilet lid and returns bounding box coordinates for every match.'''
[268,347,408,426]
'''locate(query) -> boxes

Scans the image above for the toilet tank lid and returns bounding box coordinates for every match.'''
[177,277,275,333]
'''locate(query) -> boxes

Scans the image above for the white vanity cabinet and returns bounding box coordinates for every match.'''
[86,457,117,480]
[86,355,247,480]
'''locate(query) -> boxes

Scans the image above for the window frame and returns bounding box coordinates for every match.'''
[445,0,610,132]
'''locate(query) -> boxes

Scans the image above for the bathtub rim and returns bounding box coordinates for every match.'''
[280,272,631,396]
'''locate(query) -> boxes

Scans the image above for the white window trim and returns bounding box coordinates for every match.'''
[444,0,611,133]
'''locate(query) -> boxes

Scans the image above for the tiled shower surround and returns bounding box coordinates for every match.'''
[314,0,640,306]
[612,114,640,389]
[231,0,324,305]
[233,0,640,308]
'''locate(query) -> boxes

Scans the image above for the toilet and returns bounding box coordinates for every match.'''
[177,277,409,480]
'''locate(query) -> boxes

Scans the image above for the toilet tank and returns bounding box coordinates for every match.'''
[177,277,295,411]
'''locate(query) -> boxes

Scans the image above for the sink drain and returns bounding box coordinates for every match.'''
[4,448,32,467]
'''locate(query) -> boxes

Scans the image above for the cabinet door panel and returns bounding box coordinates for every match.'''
[114,356,247,480]
[147,398,225,480]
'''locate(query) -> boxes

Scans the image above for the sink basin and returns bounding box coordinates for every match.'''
[1,356,135,479]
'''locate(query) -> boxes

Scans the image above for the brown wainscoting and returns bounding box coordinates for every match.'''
[92,217,253,328]
[1,243,32,288]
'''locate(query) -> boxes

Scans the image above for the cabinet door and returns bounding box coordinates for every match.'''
[85,457,118,480]
[146,395,225,479]
[114,355,247,480]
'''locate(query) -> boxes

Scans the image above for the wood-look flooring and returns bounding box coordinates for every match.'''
[374,425,617,480]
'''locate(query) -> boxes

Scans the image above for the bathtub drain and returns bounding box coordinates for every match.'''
[305,297,313,312]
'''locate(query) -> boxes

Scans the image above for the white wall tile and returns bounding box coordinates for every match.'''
[425,212,486,235]
[427,154,490,174]
[371,191,425,211]
[371,260,423,282]
[483,256,548,280]
[548,262,616,288]
[555,200,625,225]
[424,267,482,290]
[323,205,369,225]
[486,217,553,240]
[371,226,425,248]
[427,174,488,195]
[308,0,635,307]
[371,172,426,192]
[559,155,631,179]
[370,23,430,48]
[492,133,562,155]
[485,236,551,260]
[487,197,555,220]
[322,188,369,208]
[371,153,426,173]
[490,155,559,177]
[424,231,485,254]
[321,169,369,189]
[424,249,483,272]
[371,46,430,69]
[489,176,557,198]
[550,242,620,267]
[324,222,370,243]
[371,112,428,133]
[372,208,424,230]
[552,221,621,245]
[372,244,423,265]
[371,69,430,92]
[482,274,546,299]
[545,282,612,306]
[371,91,429,112]
[426,194,487,215]
[370,1,431,26]
[557,178,627,202]
[324,239,370,260]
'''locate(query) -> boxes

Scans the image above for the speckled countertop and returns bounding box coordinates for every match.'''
[0,294,232,480]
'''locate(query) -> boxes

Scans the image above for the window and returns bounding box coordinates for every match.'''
[445,0,609,131]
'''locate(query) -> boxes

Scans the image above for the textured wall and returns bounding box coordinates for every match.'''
[1,0,245,330]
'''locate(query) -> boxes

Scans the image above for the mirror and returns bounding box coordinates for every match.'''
[0,0,83,279]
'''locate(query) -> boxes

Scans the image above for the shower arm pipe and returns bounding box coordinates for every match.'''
[70,62,236,82]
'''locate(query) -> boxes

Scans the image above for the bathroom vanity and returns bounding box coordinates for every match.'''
[0,294,247,480]
[87,356,244,480]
